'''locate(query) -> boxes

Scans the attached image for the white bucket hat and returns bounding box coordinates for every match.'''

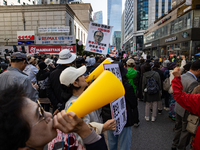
[57,49,76,64]
[60,65,86,86]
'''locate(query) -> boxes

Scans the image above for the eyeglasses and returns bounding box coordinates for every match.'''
[32,100,47,127]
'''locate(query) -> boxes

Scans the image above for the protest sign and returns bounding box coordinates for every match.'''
[103,63,127,136]
[85,22,113,55]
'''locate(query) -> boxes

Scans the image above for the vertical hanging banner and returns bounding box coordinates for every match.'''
[85,22,113,55]
[103,63,127,136]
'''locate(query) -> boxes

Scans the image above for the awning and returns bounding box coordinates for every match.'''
[195,52,200,55]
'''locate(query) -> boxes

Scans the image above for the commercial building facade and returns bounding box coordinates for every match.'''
[113,31,121,50]
[0,0,36,5]
[121,11,125,50]
[0,4,88,47]
[143,0,200,59]
[123,0,172,54]
[93,11,103,24]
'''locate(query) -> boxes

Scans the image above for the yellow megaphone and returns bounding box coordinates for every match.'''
[85,59,111,83]
[66,70,125,118]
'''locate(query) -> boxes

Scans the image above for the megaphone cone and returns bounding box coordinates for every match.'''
[66,70,125,118]
[85,59,111,83]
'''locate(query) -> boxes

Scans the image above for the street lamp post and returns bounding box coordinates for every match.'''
[4,38,9,46]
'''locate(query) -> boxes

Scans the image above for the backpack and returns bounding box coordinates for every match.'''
[163,77,171,91]
[146,75,159,95]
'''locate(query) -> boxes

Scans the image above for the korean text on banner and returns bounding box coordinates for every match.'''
[35,35,76,45]
[85,22,113,55]
[103,63,127,136]
[28,45,76,54]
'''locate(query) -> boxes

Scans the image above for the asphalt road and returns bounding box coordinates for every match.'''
[130,100,190,150]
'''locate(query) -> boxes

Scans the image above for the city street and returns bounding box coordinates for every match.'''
[131,100,190,150]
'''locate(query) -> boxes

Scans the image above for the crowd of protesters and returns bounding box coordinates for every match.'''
[0,49,200,150]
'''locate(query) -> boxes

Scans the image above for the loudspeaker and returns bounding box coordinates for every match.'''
[66,70,125,117]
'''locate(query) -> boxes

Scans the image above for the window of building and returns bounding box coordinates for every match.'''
[69,20,72,35]
[3,0,7,5]
[18,0,20,3]
[81,31,83,42]
[74,25,76,37]
[23,2,25,5]
[33,1,35,4]
[78,28,80,39]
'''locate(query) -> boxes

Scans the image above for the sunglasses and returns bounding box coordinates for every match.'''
[32,100,47,127]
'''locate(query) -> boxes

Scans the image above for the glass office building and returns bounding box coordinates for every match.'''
[107,0,122,45]
[113,31,121,50]
[137,0,148,31]
[93,11,103,24]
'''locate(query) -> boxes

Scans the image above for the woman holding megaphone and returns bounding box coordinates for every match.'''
[57,65,117,148]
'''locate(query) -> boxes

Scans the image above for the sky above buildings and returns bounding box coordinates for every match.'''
[83,0,125,25]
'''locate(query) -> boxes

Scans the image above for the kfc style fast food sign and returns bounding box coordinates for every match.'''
[29,45,76,54]
[17,31,35,41]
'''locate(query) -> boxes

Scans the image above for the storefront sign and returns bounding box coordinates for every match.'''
[194,17,200,28]
[17,31,35,41]
[183,6,192,13]
[28,45,76,54]
[38,26,70,33]
[35,35,76,45]
[145,43,152,47]
[182,32,189,38]
[165,36,177,43]
[186,0,192,5]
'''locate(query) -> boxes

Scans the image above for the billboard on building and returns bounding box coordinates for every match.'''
[85,22,113,55]
[35,35,76,45]
[17,31,35,45]
[38,26,70,33]
[28,45,76,54]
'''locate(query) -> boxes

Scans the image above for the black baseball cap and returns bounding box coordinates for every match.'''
[11,52,28,63]
[76,57,88,64]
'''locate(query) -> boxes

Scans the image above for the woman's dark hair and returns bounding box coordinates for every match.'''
[0,85,30,150]
[144,63,151,72]
[61,78,81,103]
[190,60,200,71]
[153,62,160,69]
[140,59,144,64]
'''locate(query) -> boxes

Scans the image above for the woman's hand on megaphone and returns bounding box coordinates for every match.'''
[53,110,92,139]
[102,119,116,132]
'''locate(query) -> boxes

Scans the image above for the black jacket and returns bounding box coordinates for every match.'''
[46,65,68,109]
[102,81,137,127]
[36,70,50,98]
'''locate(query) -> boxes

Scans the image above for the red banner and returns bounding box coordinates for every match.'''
[28,45,76,54]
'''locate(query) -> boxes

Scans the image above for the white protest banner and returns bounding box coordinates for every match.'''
[103,63,127,136]
[85,22,113,55]
[35,35,76,45]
